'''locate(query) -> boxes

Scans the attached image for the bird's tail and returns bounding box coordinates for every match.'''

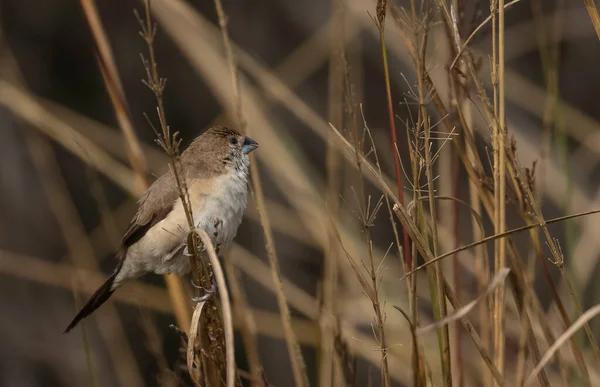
[64,268,119,333]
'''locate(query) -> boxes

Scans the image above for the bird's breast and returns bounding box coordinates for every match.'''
[191,170,248,248]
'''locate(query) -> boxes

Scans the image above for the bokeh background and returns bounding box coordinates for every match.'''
[2,0,600,386]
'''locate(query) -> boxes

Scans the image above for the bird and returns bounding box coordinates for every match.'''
[64,126,258,333]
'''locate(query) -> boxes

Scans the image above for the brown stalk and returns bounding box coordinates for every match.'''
[343,58,391,387]
[79,0,148,190]
[402,209,600,276]
[376,0,412,275]
[212,0,308,385]
[408,118,426,386]
[365,112,428,386]
[489,0,508,379]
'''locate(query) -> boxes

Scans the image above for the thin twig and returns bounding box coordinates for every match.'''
[449,0,521,70]
[402,209,600,277]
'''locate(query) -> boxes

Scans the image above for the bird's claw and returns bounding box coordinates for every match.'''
[190,279,217,303]
[183,244,205,257]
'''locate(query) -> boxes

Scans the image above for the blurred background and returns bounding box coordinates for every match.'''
[2,0,600,386]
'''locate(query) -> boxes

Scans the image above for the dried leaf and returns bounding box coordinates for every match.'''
[187,300,206,386]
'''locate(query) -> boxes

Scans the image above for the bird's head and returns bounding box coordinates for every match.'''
[183,126,258,173]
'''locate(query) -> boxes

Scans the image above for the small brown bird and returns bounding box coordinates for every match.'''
[65,126,258,333]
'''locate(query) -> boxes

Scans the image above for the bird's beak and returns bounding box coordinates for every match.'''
[242,136,259,154]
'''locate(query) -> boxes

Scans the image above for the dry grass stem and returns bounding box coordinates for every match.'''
[491,0,508,379]
[329,122,505,385]
[187,300,207,386]
[402,209,600,277]
[7,0,600,385]
[79,0,148,187]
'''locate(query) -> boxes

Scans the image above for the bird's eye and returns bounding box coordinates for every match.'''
[229,138,238,145]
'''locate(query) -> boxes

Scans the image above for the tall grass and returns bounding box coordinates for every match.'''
[5,0,600,386]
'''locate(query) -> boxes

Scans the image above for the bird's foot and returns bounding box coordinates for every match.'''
[190,278,217,303]
[183,244,206,257]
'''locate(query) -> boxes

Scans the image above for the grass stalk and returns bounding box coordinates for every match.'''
[224,259,262,386]
[490,0,508,379]
[417,14,452,387]
[346,101,391,387]
[330,123,505,385]
[376,0,411,271]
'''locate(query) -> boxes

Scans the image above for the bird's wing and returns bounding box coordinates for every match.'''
[121,173,180,248]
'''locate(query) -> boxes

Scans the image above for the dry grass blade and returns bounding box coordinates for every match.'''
[187,300,207,386]
[79,0,148,187]
[417,268,510,335]
[525,304,600,386]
